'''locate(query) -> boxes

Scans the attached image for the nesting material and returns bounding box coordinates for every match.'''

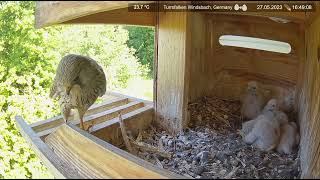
[118,113,137,155]
[121,96,300,179]
[188,96,242,131]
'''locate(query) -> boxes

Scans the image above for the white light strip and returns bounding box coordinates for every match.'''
[219,35,291,54]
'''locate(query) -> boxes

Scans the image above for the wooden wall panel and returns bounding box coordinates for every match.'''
[155,11,191,133]
[63,7,155,27]
[298,14,320,178]
[188,13,209,102]
[188,14,303,102]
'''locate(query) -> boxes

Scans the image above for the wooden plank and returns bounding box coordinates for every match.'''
[76,101,145,130]
[46,134,103,179]
[154,6,159,114]
[305,2,320,27]
[35,1,153,28]
[37,127,60,140]
[14,116,82,179]
[91,105,153,146]
[156,6,191,133]
[295,21,306,114]
[188,12,209,102]
[91,105,153,132]
[37,101,145,137]
[45,123,184,179]
[88,97,129,114]
[30,97,129,133]
[63,7,155,26]
[106,91,153,105]
[298,12,320,178]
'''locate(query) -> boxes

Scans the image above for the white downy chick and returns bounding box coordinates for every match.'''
[244,99,280,151]
[240,81,264,120]
[277,122,300,154]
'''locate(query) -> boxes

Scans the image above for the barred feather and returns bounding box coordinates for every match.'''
[49,54,107,121]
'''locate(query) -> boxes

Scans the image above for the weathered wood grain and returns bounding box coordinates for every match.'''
[45,124,184,179]
[15,116,82,179]
[63,7,155,27]
[35,1,154,28]
[36,101,145,137]
[298,11,320,178]
[156,7,191,133]
[30,97,129,133]
[35,1,312,28]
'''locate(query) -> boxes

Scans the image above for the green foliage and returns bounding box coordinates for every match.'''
[0,1,150,178]
[124,26,155,78]
[51,24,148,89]
[0,1,58,178]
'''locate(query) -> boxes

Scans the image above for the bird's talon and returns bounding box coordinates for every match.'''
[84,124,93,132]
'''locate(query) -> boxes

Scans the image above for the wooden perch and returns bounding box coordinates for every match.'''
[117,114,171,159]
[130,140,172,159]
[118,113,136,155]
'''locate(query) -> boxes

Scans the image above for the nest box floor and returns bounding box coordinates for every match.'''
[121,96,301,179]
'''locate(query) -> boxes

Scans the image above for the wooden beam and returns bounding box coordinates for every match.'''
[30,97,129,133]
[91,105,153,132]
[106,91,153,105]
[305,2,320,27]
[36,101,145,137]
[63,7,155,27]
[37,127,59,140]
[153,7,159,116]
[76,101,145,129]
[35,1,154,28]
[44,123,184,178]
[14,116,82,179]
[156,7,191,133]
[298,11,320,178]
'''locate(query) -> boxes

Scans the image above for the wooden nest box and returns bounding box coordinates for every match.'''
[16,1,320,179]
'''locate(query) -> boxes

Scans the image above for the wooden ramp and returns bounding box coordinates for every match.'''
[15,92,185,179]
[45,124,173,179]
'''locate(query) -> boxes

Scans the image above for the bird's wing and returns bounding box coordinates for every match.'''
[49,77,60,99]
[244,131,257,144]
[50,55,72,98]
[92,62,106,97]
[74,59,106,110]
[79,60,106,97]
